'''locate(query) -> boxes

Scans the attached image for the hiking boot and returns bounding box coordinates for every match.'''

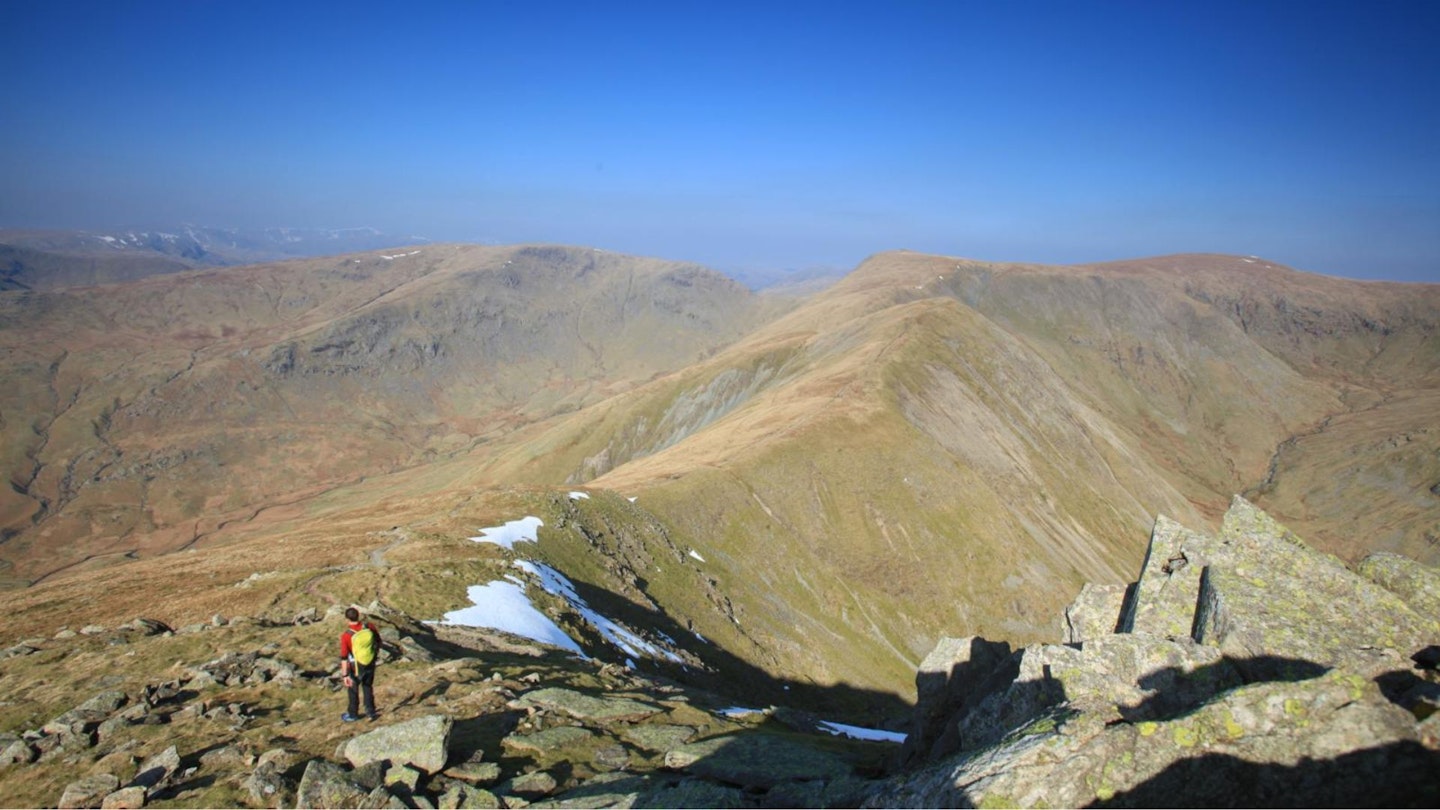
[367,711,380,721]
[341,713,360,723]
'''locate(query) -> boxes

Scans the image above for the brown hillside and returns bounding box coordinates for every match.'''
[0,246,1434,705]
[448,250,1439,694]
[0,244,787,587]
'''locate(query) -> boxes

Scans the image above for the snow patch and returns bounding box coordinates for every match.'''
[469,516,543,549]
[688,549,706,563]
[569,491,590,500]
[819,721,907,743]
[514,560,684,663]
[432,581,585,656]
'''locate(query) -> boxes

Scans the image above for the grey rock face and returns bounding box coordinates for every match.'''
[242,761,294,808]
[512,687,663,723]
[1358,551,1440,625]
[99,785,146,809]
[1063,582,1128,643]
[618,723,696,752]
[0,737,35,765]
[891,496,1440,808]
[899,635,1013,765]
[296,759,370,809]
[57,773,121,809]
[1195,497,1436,680]
[501,725,593,755]
[502,769,558,800]
[952,634,1244,755]
[883,671,1440,808]
[343,714,453,775]
[443,761,503,787]
[132,744,180,789]
[663,733,851,790]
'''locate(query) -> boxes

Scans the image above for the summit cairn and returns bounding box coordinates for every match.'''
[884,496,1440,808]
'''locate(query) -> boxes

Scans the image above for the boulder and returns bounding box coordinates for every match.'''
[899,636,1013,765]
[343,714,453,775]
[953,633,1243,753]
[1063,582,1128,643]
[1194,498,1436,680]
[501,725,593,754]
[663,733,851,789]
[46,690,129,735]
[242,762,294,808]
[0,643,39,659]
[442,761,502,786]
[131,745,181,789]
[618,723,696,753]
[99,786,146,809]
[501,770,558,800]
[436,782,502,809]
[879,670,1440,808]
[1358,552,1440,630]
[122,618,172,636]
[58,773,121,809]
[0,737,35,765]
[1118,517,1215,637]
[885,497,1440,808]
[296,759,369,809]
[512,687,663,723]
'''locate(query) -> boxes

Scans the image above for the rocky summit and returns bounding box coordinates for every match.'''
[0,497,1435,808]
[884,496,1440,808]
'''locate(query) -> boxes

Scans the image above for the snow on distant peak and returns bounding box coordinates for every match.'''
[469,516,543,549]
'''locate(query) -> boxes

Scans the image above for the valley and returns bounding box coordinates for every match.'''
[0,244,1435,696]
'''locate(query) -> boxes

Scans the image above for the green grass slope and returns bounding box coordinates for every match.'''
[457,250,1439,698]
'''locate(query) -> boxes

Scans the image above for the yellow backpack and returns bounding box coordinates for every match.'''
[349,626,378,666]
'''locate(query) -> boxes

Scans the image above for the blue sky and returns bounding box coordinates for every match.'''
[2,1,1437,282]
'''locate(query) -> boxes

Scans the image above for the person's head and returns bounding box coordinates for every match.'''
[345,607,360,622]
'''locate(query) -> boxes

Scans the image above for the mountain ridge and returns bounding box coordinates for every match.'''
[0,243,1435,706]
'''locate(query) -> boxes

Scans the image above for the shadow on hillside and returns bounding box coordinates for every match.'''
[559,572,913,731]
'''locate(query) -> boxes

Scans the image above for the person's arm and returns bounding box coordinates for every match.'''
[340,632,353,685]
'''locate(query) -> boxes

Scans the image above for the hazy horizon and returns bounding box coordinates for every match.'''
[3,1,1437,283]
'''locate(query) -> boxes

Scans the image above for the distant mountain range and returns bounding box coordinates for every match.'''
[0,226,430,290]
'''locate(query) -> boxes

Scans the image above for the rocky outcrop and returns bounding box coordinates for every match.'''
[887,496,1440,807]
[342,714,453,774]
[1359,551,1440,625]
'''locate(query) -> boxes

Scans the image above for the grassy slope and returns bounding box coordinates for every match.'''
[0,245,784,586]
[0,247,1434,708]
[446,250,1440,699]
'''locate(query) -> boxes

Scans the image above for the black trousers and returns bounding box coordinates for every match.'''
[347,663,376,717]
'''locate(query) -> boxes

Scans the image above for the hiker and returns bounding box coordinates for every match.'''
[339,606,381,722]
